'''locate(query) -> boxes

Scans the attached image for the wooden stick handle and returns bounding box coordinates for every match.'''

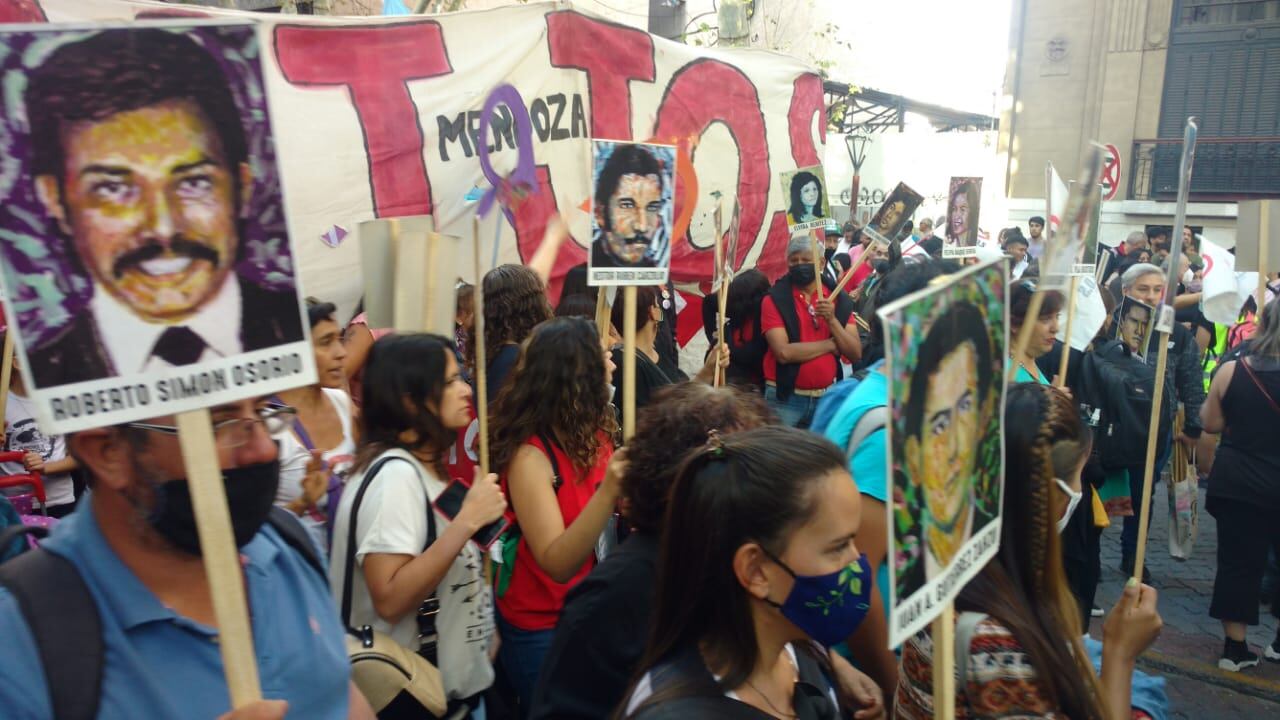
[0,329,14,424]
[473,218,489,476]
[176,409,261,707]
[1259,202,1271,311]
[594,288,611,345]
[932,602,956,720]
[832,247,872,297]
[1132,334,1172,580]
[715,282,730,388]
[1056,276,1080,388]
[622,286,637,442]
[811,232,825,301]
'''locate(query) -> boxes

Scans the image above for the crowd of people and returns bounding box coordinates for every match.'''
[0,210,1277,720]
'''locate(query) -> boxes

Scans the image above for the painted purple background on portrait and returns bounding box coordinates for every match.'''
[0,23,294,346]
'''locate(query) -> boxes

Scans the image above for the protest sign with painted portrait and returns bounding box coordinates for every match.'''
[942,177,982,257]
[588,139,675,286]
[865,182,923,247]
[0,22,313,433]
[881,258,1007,647]
[1115,296,1155,361]
[780,164,830,233]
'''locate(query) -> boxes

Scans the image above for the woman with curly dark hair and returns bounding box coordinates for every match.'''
[530,384,774,718]
[489,317,623,712]
[476,263,553,405]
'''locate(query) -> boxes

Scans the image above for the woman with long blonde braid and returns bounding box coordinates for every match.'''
[896,383,1163,719]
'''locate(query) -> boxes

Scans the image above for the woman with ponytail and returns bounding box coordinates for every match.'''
[622,426,884,719]
[896,383,1163,719]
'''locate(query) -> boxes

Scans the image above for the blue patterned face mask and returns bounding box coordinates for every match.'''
[763,551,874,647]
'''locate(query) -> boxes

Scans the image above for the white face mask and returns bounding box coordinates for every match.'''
[1055,478,1083,534]
[1182,269,1194,285]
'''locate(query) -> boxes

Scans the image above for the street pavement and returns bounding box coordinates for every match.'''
[1089,484,1280,719]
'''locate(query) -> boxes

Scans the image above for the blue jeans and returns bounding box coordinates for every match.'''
[496,612,554,717]
[1120,440,1173,558]
[764,385,822,429]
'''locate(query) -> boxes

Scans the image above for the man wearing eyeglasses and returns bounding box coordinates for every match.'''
[0,398,375,720]
[761,236,862,428]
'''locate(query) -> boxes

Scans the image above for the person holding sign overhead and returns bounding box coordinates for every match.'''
[761,236,861,428]
[0,397,370,719]
[20,29,304,387]
[896,384,1163,720]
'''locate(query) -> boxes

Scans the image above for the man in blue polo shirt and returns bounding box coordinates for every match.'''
[0,397,371,720]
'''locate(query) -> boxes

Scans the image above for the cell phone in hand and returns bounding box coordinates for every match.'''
[433,479,510,550]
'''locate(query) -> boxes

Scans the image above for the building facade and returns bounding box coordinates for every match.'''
[999,0,1280,248]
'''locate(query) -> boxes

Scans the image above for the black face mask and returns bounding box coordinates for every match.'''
[788,263,816,287]
[823,247,836,262]
[145,461,281,555]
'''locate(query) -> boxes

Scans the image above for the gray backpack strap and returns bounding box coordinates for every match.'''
[0,545,103,720]
[954,611,989,694]
[845,405,888,459]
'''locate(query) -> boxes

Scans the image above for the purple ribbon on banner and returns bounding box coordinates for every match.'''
[477,84,538,218]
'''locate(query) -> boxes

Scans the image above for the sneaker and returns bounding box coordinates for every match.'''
[1220,640,1260,672]
[1266,638,1280,663]
[1090,605,1105,618]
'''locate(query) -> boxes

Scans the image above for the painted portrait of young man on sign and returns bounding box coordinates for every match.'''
[588,139,675,286]
[0,23,313,433]
[881,258,1007,646]
[866,181,924,246]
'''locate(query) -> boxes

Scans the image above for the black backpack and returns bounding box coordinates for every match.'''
[1077,339,1173,471]
[0,507,326,720]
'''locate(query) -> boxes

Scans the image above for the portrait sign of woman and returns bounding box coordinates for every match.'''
[946,177,982,247]
[782,165,829,231]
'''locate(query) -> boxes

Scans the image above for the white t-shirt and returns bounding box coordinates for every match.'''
[2,391,73,508]
[328,448,495,700]
[273,388,357,553]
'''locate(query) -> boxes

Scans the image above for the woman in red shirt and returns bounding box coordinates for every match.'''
[490,317,622,713]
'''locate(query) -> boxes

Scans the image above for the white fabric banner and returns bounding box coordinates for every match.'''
[1057,276,1106,352]
[1199,236,1257,325]
[7,0,826,331]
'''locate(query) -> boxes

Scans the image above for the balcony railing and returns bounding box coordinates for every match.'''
[1129,137,1280,201]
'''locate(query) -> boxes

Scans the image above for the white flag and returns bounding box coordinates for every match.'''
[1057,276,1106,351]
[1199,236,1257,325]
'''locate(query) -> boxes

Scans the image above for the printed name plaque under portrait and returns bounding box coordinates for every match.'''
[0,21,315,433]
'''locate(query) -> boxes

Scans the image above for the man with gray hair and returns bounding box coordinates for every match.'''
[1114,261,1205,581]
[759,235,862,427]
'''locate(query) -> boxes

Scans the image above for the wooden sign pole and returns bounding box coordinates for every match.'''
[714,205,728,387]
[1135,118,1198,582]
[594,289,611,346]
[932,602,956,720]
[811,231,825,301]
[0,329,14,424]
[176,409,262,707]
[1258,202,1271,312]
[622,286,637,442]
[1131,338,1171,581]
[1055,276,1080,388]
[832,246,873,297]
[472,217,489,476]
